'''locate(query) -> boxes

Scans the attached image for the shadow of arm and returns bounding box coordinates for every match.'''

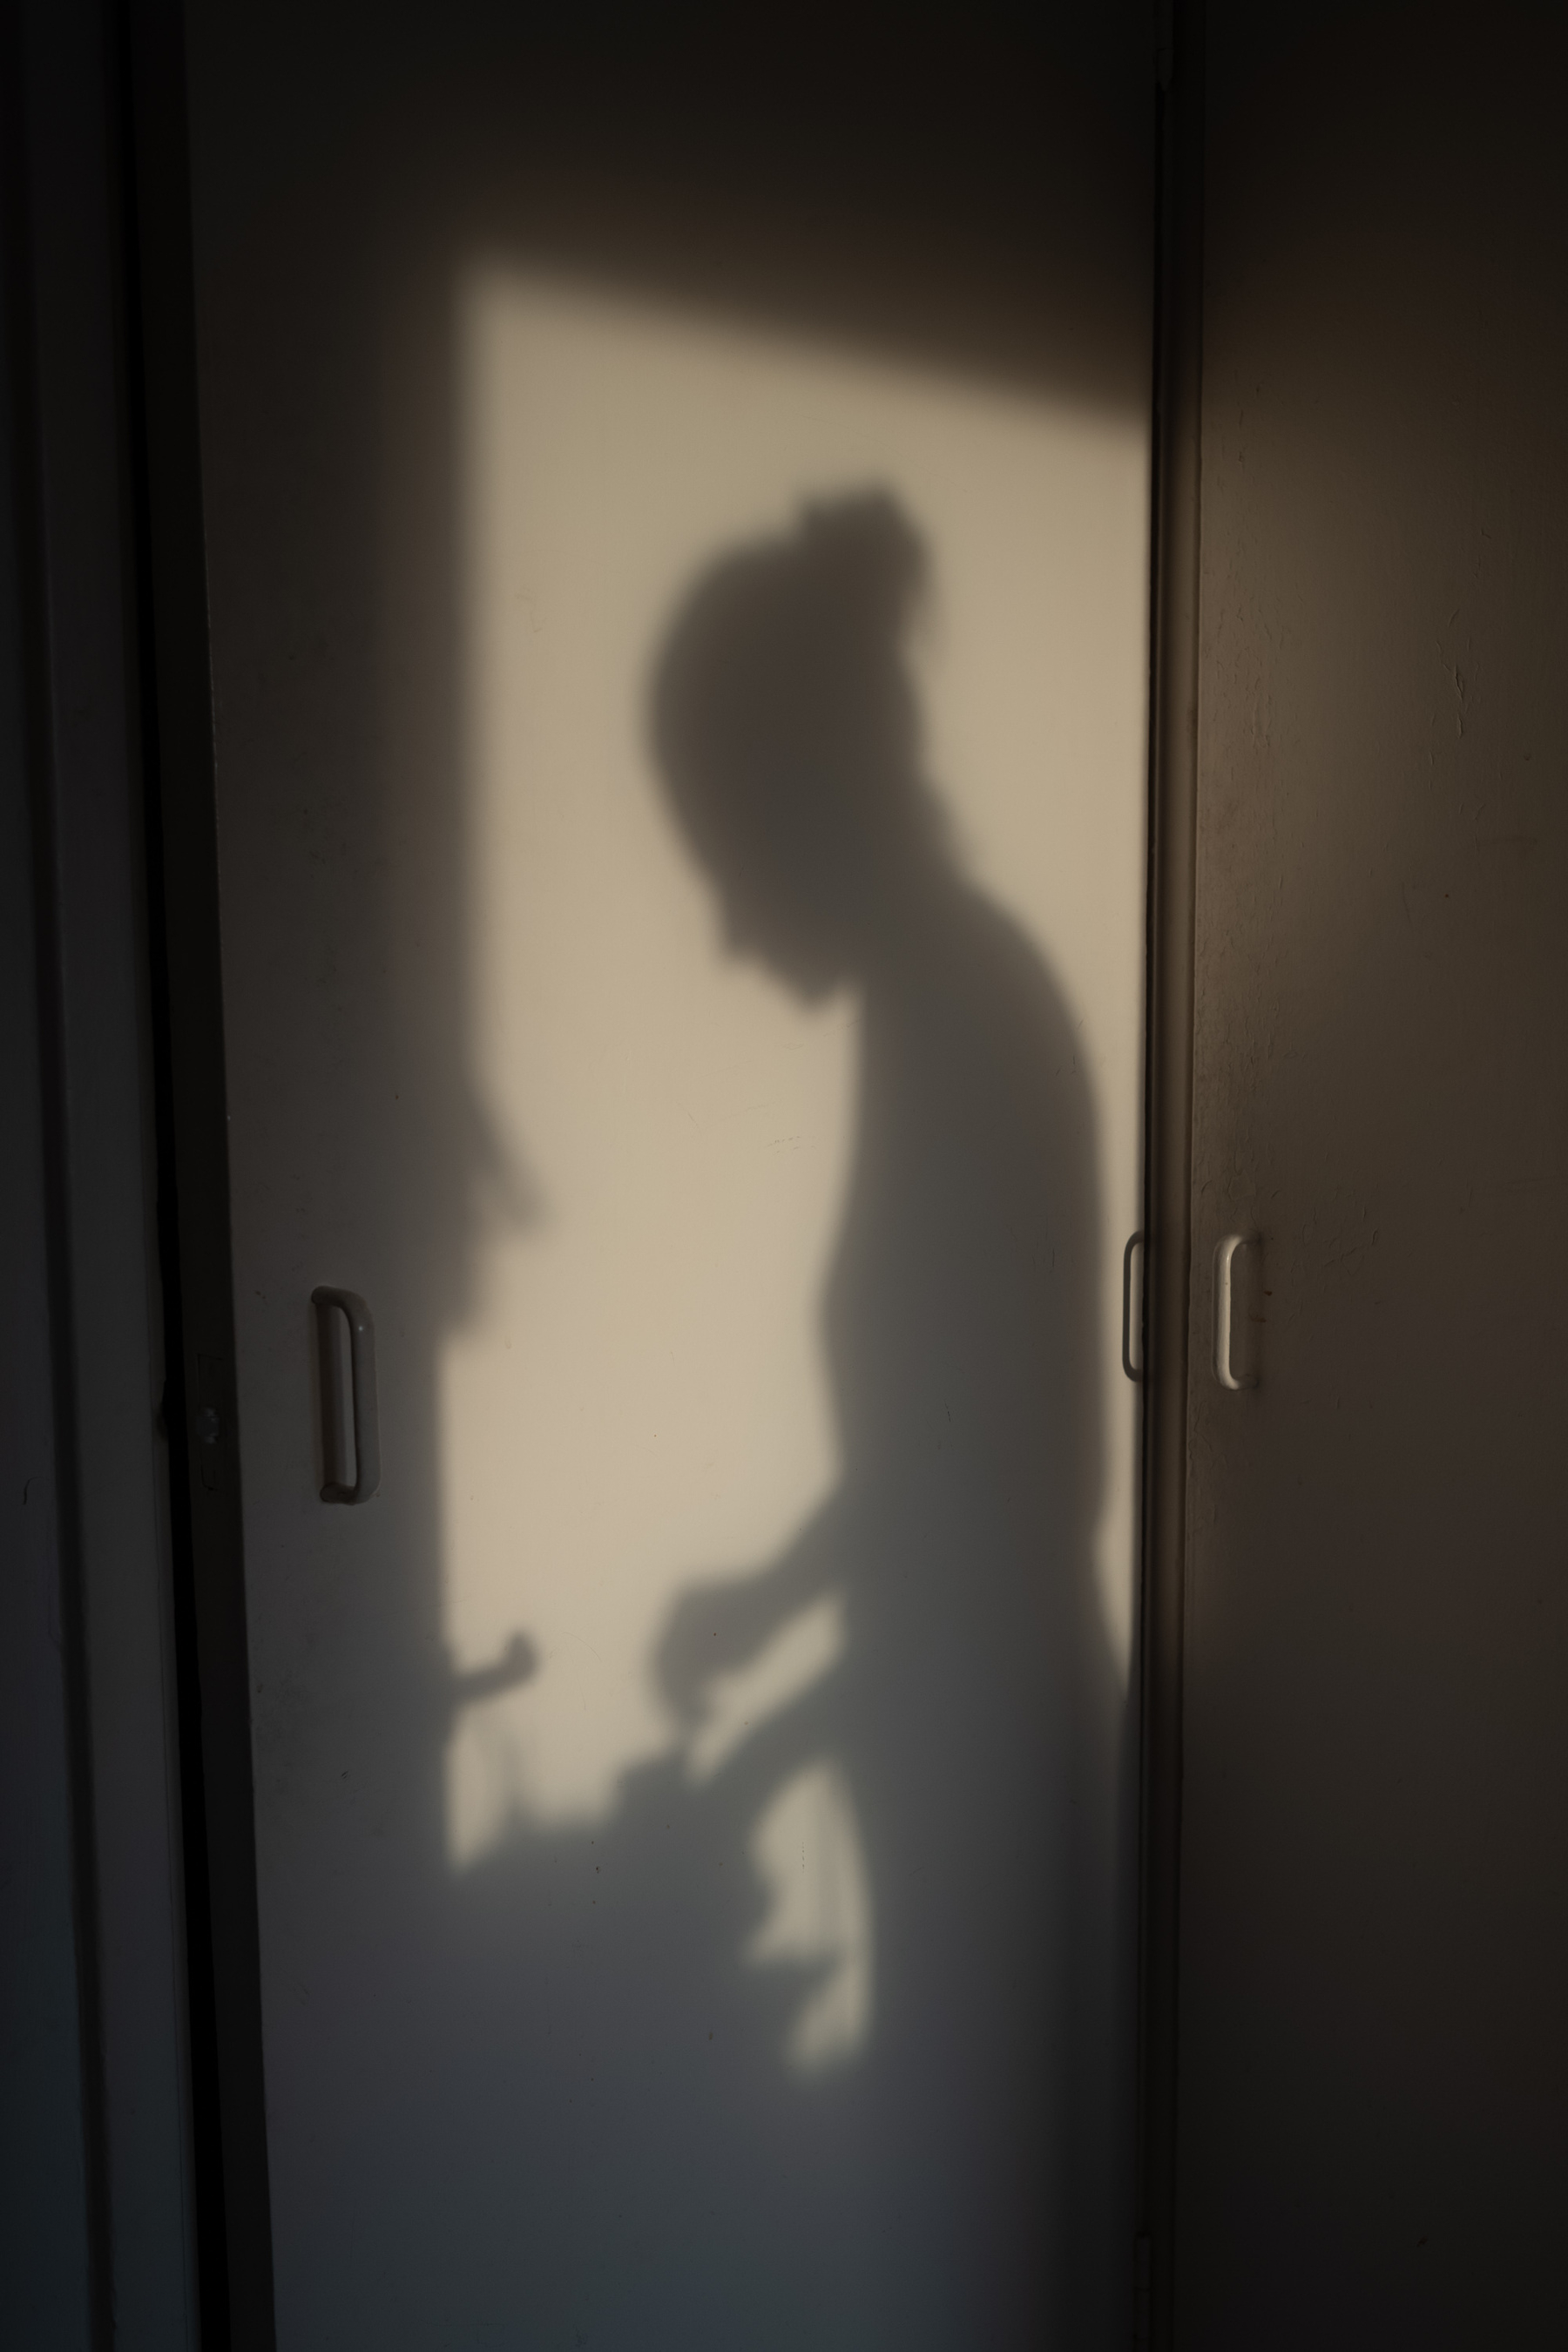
[656,1501,846,1727]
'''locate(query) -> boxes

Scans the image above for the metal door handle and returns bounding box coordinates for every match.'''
[312,1287,381,1502]
[1213,1235,1259,1391]
[1122,1232,1145,1382]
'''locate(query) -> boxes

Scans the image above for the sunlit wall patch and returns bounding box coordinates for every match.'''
[439,258,1147,1871]
[747,1761,874,2073]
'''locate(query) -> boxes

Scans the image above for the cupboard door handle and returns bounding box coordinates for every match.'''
[1121,1231,1145,1382]
[1213,1235,1259,1392]
[311,1287,381,1502]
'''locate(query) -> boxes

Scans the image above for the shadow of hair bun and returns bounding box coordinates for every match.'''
[797,491,929,639]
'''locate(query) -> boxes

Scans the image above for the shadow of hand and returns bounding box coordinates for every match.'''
[657,1576,782,1727]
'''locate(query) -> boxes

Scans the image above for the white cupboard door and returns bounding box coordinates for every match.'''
[187,8,1154,2342]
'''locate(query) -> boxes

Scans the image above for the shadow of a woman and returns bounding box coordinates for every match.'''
[648,491,1119,2346]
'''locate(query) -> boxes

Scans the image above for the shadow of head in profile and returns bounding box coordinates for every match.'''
[652,490,949,1004]
[645,491,1116,2340]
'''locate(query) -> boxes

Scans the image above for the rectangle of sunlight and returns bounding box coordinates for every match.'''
[443,261,1148,1867]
